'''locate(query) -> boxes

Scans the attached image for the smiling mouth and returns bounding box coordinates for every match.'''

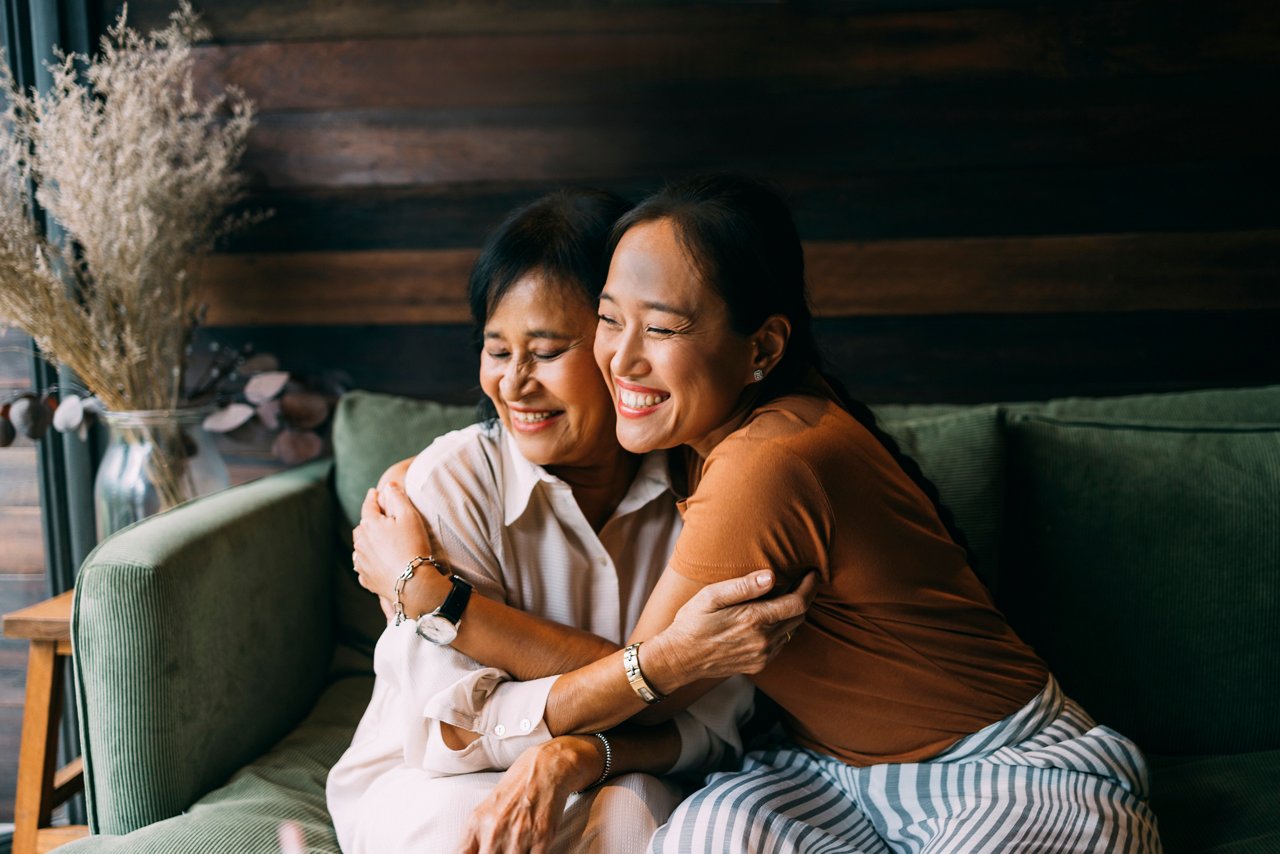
[508,408,564,431]
[615,384,671,418]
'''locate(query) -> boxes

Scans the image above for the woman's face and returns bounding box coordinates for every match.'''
[480,275,620,470]
[595,218,757,456]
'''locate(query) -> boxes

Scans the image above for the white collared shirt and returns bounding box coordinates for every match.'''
[329,423,751,791]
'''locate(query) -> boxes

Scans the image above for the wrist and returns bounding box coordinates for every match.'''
[543,735,606,794]
[637,632,688,697]
[399,563,451,618]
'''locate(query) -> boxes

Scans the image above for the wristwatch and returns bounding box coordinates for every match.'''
[414,574,473,646]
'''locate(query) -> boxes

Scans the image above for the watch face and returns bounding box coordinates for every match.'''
[415,614,459,646]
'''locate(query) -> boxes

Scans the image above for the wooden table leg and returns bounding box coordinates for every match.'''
[13,639,63,854]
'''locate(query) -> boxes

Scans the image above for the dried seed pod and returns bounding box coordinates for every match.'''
[203,403,256,433]
[279,390,329,430]
[240,353,280,374]
[0,416,15,448]
[272,429,324,465]
[10,394,51,440]
[256,398,282,431]
[52,394,85,433]
[244,371,290,405]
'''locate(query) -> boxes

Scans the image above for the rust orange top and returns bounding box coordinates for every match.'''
[671,389,1047,766]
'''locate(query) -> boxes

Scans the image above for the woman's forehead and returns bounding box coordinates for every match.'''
[606,220,710,307]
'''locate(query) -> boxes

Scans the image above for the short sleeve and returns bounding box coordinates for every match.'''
[671,438,832,585]
[404,427,508,603]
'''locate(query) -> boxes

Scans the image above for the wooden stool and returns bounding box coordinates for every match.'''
[3,590,90,853]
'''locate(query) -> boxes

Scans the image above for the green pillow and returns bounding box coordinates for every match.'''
[1000,415,1280,755]
[881,406,1004,591]
[330,391,477,658]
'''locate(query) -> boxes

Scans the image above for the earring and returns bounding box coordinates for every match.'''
[752,369,765,382]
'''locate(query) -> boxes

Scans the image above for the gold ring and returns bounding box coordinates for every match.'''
[784,631,793,643]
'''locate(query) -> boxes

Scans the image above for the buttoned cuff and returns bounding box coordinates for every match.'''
[419,670,560,775]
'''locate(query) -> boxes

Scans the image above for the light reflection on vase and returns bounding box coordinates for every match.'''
[94,408,230,540]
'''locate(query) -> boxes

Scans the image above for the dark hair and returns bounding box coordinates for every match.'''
[468,188,631,422]
[611,174,973,560]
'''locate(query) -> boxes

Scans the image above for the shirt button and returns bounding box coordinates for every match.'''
[494,724,506,736]
[519,718,532,732]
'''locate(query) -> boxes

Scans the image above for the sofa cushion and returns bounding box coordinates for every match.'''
[1148,750,1280,853]
[880,406,1005,591]
[330,392,477,659]
[1016,382,1280,423]
[1000,415,1280,756]
[57,675,373,854]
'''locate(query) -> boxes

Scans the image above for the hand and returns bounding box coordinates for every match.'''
[650,570,817,689]
[351,483,441,605]
[457,736,602,854]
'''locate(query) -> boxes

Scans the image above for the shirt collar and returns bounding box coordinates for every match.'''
[499,427,674,527]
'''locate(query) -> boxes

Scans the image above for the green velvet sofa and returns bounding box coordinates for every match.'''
[61,385,1280,853]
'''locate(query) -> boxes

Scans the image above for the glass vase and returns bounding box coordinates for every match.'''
[94,408,230,540]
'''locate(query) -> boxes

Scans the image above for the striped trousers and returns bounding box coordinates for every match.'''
[652,677,1161,853]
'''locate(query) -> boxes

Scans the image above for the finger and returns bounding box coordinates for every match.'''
[750,577,816,625]
[794,570,819,607]
[697,570,775,611]
[360,487,383,521]
[381,481,418,517]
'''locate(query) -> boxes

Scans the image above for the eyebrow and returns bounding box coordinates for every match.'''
[484,329,573,340]
[599,293,695,320]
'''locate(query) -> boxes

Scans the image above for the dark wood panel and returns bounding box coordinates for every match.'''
[238,73,1280,189]
[0,448,41,507]
[199,230,1280,326]
[188,3,1280,111]
[198,311,1280,405]
[0,508,44,575]
[104,0,1280,54]
[823,312,1280,403]
[192,325,484,405]
[224,159,1280,252]
[98,0,999,42]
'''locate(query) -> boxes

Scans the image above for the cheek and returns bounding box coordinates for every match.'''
[479,364,504,404]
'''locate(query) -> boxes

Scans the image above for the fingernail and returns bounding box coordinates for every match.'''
[756,572,772,587]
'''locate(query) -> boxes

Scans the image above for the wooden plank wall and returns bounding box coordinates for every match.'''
[96,0,1280,404]
[0,326,48,822]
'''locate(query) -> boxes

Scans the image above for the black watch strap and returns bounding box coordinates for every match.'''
[435,575,473,625]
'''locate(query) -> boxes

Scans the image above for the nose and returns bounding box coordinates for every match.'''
[610,324,648,380]
[499,355,536,400]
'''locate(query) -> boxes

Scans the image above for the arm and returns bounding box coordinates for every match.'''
[354,483,621,679]
[356,482,809,685]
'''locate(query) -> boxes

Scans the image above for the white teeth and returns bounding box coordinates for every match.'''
[619,390,669,409]
[511,410,556,423]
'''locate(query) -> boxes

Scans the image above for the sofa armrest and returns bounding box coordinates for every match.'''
[72,460,338,835]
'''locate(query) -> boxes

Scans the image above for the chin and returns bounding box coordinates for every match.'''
[616,427,670,455]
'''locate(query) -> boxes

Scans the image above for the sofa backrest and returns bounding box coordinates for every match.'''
[330,391,477,660]
[331,385,1280,756]
[877,384,1280,756]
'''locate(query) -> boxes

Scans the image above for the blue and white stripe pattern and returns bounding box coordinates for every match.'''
[652,677,1161,853]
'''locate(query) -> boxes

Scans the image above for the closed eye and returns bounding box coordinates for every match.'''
[597,313,620,327]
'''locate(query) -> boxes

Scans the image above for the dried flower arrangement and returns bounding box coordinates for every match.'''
[0,3,260,509]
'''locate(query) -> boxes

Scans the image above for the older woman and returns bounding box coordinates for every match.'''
[328,189,806,853]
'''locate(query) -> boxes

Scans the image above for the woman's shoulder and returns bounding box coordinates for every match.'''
[737,392,853,448]
[404,421,504,497]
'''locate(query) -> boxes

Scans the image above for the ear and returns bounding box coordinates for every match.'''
[749,314,791,380]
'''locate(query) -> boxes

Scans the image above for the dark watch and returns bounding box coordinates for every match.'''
[414,575,473,646]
